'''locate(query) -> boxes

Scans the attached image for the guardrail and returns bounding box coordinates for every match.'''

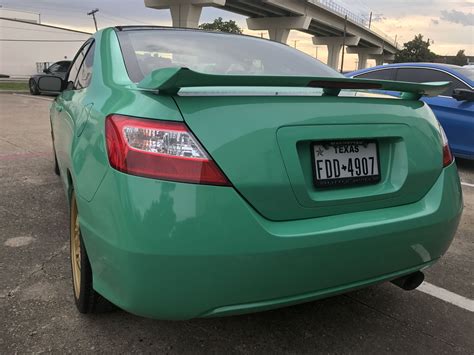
[307,0,397,48]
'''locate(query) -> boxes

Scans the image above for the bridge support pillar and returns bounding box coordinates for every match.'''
[247,16,311,43]
[312,36,360,70]
[144,0,226,28]
[346,47,383,69]
[373,54,396,66]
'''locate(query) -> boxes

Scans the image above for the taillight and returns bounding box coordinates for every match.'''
[105,114,231,186]
[439,123,453,167]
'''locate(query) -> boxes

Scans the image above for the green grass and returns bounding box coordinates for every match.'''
[0,82,29,91]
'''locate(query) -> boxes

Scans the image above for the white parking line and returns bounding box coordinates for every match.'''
[461,182,474,188]
[417,282,474,312]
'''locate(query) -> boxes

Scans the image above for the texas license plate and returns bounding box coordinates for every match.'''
[312,140,380,188]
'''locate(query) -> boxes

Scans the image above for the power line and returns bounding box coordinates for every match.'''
[0,4,88,16]
[0,25,87,35]
[0,39,86,42]
[2,4,156,29]
[99,12,155,26]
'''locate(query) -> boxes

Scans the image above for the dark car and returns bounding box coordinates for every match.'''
[347,63,474,160]
[29,60,71,95]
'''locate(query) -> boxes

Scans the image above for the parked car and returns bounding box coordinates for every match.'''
[347,63,474,160]
[36,27,463,320]
[29,60,71,95]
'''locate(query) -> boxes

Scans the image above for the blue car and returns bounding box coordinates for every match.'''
[348,63,474,160]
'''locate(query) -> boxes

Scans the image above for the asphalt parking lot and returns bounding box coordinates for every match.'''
[1,93,473,353]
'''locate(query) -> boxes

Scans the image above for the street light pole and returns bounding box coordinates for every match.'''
[87,8,99,31]
[340,15,347,73]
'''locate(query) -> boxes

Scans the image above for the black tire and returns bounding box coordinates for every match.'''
[53,148,60,176]
[29,79,39,95]
[51,130,60,176]
[70,192,115,313]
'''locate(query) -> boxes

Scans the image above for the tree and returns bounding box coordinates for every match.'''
[199,17,243,34]
[394,34,437,63]
[451,50,467,66]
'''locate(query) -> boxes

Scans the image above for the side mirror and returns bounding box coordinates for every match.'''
[37,76,64,92]
[43,68,50,74]
[452,88,474,102]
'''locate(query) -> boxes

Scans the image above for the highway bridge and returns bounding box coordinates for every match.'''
[144,0,398,70]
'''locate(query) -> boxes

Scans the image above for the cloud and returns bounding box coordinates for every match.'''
[431,19,439,25]
[371,13,386,22]
[440,9,474,26]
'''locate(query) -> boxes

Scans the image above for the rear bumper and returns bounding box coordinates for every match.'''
[78,163,462,320]
[453,150,474,160]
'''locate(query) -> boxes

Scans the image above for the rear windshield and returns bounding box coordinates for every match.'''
[117,29,341,82]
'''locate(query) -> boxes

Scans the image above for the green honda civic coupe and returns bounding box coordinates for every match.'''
[37,26,463,320]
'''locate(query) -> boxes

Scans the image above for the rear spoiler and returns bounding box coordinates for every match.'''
[137,67,450,99]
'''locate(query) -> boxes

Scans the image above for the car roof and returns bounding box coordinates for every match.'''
[348,63,473,85]
[113,25,269,41]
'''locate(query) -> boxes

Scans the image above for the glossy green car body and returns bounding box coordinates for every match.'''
[51,27,463,320]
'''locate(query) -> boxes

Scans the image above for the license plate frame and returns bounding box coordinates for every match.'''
[311,140,381,188]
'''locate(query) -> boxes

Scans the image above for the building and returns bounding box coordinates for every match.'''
[434,55,474,66]
[0,8,91,78]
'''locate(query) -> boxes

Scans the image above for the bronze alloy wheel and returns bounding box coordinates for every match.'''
[69,191,114,314]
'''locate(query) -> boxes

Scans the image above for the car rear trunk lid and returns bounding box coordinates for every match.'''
[173,92,443,221]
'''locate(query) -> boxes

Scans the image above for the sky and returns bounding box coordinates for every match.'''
[1,0,473,70]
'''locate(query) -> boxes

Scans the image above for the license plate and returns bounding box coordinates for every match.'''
[312,140,380,188]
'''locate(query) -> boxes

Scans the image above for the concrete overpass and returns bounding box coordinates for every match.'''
[144,0,398,70]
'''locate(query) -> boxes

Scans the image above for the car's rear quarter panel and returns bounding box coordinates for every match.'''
[62,28,183,202]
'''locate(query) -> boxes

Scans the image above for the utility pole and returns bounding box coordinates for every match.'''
[293,40,299,49]
[87,8,99,31]
[315,46,318,59]
[340,15,347,73]
[368,11,372,29]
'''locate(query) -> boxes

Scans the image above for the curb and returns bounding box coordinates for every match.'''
[0,90,30,94]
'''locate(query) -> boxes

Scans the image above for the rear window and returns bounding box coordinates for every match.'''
[396,68,469,96]
[354,68,394,80]
[117,29,342,82]
[453,67,474,82]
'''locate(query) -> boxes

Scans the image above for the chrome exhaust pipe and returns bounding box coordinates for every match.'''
[390,271,424,291]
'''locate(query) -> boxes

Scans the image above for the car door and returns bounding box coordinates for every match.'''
[51,40,95,183]
[396,67,474,157]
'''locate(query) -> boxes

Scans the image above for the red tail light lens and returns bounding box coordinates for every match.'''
[443,144,453,167]
[439,123,453,167]
[105,115,231,186]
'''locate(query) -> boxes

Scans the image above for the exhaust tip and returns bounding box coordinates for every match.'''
[390,271,424,291]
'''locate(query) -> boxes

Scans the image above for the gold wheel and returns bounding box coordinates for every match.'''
[69,191,114,314]
[70,195,81,299]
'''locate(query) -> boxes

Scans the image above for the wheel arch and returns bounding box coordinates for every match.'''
[66,169,75,204]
